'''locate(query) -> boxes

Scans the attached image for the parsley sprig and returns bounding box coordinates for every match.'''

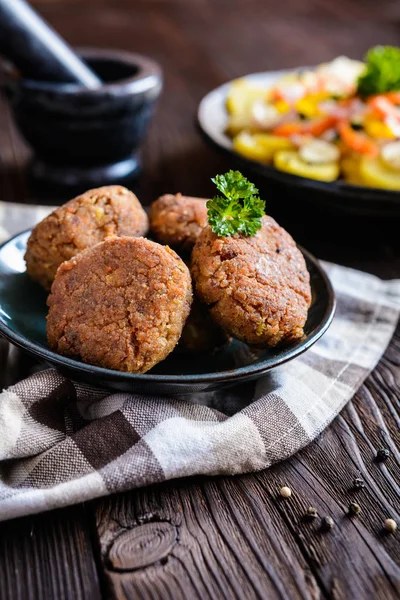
[357,46,400,98]
[207,170,265,237]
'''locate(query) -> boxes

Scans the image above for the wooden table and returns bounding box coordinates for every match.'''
[0,1,399,598]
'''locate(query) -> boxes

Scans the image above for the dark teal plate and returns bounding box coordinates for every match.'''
[0,230,335,395]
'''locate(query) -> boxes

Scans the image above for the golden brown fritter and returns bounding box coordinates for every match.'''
[191,216,311,347]
[47,236,192,373]
[178,295,230,353]
[149,193,208,252]
[25,185,149,291]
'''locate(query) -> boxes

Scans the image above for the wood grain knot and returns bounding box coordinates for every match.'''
[108,521,177,571]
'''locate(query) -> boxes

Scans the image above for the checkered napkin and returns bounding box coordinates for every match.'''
[0,203,399,521]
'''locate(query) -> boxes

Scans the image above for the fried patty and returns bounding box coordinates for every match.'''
[149,193,208,252]
[47,236,192,373]
[25,185,149,291]
[178,295,230,353]
[191,216,311,347]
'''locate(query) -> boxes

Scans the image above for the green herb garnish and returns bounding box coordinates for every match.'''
[357,45,400,98]
[207,170,265,237]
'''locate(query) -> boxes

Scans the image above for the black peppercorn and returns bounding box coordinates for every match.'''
[320,516,334,532]
[306,506,318,520]
[376,448,390,462]
[348,502,361,516]
[353,477,365,490]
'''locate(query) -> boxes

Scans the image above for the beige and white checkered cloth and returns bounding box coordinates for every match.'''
[0,202,399,522]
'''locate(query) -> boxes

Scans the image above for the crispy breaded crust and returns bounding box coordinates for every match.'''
[25,185,149,291]
[191,216,311,347]
[47,236,192,373]
[149,193,208,252]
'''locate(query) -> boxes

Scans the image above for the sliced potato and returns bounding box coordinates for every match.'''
[226,79,266,116]
[360,155,400,190]
[225,114,255,137]
[274,150,340,181]
[380,141,400,172]
[226,103,281,137]
[341,154,365,185]
[233,132,293,164]
[299,139,340,164]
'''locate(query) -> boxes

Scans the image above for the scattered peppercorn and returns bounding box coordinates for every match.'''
[353,477,365,490]
[320,516,334,532]
[348,502,361,516]
[376,448,390,462]
[305,506,318,520]
[384,518,397,533]
[280,486,292,498]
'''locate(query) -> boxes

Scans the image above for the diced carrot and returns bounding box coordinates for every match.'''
[272,116,337,138]
[271,122,306,136]
[270,88,283,102]
[367,96,398,119]
[308,115,338,136]
[337,121,378,157]
[367,95,400,124]
[369,91,400,105]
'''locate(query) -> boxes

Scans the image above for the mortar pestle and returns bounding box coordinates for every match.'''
[0,0,101,86]
[0,0,162,189]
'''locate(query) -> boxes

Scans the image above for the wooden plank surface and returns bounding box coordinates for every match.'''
[0,505,102,600]
[0,0,399,598]
[93,326,400,600]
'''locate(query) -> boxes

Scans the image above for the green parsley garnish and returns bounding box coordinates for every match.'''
[357,45,400,98]
[207,170,265,237]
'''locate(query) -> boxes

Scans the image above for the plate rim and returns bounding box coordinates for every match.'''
[197,69,400,206]
[0,229,336,385]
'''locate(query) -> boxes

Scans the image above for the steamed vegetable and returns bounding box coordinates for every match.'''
[357,46,400,99]
[360,155,400,189]
[299,139,340,164]
[233,132,293,163]
[340,154,365,186]
[380,141,400,171]
[226,79,266,116]
[226,47,400,189]
[274,150,340,181]
[337,121,378,157]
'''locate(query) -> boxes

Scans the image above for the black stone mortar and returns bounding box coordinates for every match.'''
[3,48,162,190]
